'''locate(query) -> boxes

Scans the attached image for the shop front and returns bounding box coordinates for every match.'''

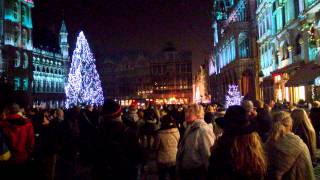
[270,62,302,103]
[285,62,320,103]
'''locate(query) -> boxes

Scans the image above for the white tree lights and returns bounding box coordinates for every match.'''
[225,85,243,108]
[65,31,104,108]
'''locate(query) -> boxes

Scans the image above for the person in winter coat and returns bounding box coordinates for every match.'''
[291,108,317,166]
[0,103,35,179]
[265,111,315,180]
[176,104,215,180]
[45,108,73,180]
[93,99,143,180]
[78,105,100,166]
[154,114,180,180]
[123,103,140,128]
[309,101,320,147]
[208,105,267,180]
[143,106,160,149]
[253,100,272,142]
[204,105,216,125]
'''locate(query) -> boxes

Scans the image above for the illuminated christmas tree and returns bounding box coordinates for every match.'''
[225,85,243,108]
[65,31,104,108]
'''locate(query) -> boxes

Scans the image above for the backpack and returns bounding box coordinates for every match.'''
[0,127,11,161]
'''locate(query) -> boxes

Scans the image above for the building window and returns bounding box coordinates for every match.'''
[14,51,20,67]
[21,6,26,23]
[187,64,191,72]
[14,77,20,91]
[23,78,28,91]
[23,53,28,69]
[13,3,19,20]
[238,33,249,58]
[181,64,186,73]
[295,34,302,55]
[176,64,180,72]
[22,29,28,45]
[14,28,19,44]
[33,80,36,92]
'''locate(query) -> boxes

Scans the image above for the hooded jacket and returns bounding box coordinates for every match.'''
[154,128,180,166]
[176,119,215,170]
[1,114,35,164]
[266,133,315,180]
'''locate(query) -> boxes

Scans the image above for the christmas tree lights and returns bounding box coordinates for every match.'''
[225,85,243,108]
[65,31,104,108]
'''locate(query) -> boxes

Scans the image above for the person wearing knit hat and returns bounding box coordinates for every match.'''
[94,99,143,179]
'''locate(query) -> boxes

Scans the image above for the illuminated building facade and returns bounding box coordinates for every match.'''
[0,0,34,105]
[100,52,153,105]
[257,0,320,103]
[31,21,69,108]
[100,44,193,105]
[210,0,258,105]
[0,0,69,107]
[151,45,192,104]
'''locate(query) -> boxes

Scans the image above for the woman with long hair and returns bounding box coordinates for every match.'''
[208,105,267,180]
[266,111,314,180]
[291,108,317,165]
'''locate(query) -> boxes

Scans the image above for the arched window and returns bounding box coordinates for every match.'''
[43,80,47,92]
[51,81,54,92]
[21,6,26,23]
[32,80,36,92]
[23,53,28,69]
[39,80,43,92]
[238,33,249,58]
[14,51,20,67]
[295,34,302,55]
[36,66,40,71]
[13,3,19,19]
[48,81,51,92]
[22,29,28,45]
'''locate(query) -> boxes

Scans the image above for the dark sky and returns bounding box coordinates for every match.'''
[32,0,212,66]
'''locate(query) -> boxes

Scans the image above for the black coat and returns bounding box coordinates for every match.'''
[254,108,272,142]
[93,118,143,180]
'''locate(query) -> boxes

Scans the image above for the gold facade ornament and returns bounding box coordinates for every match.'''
[288,45,293,52]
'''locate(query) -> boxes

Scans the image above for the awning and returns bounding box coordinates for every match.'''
[286,62,320,87]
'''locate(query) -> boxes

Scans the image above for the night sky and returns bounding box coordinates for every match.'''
[33,0,212,67]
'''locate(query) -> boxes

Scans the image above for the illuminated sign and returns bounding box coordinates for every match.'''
[315,76,320,86]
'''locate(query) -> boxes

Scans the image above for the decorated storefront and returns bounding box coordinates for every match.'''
[285,62,320,103]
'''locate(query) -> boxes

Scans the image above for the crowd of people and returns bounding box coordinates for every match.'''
[0,98,319,180]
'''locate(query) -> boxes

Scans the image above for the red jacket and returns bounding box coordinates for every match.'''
[1,114,35,164]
